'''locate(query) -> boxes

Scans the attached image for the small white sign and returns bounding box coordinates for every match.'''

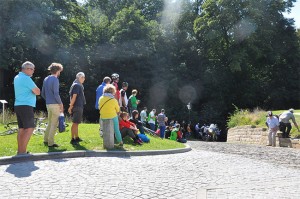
[0,100,8,104]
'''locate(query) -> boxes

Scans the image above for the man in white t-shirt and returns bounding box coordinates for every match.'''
[119,82,128,112]
[148,109,156,131]
[266,111,279,147]
[140,107,147,125]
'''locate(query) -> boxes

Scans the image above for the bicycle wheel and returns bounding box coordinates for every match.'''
[33,128,46,136]
[0,128,18,136]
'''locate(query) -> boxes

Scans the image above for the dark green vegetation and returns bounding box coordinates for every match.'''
[1,0,299,130]
[0,123,185,157]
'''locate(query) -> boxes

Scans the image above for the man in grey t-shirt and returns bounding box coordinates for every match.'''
[157,109,167,139]
[279,109,300,138]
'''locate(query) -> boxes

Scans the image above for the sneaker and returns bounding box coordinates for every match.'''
[138,138,144,143]
[17,151,30,155]
[48,144,59,148]
[75,137,83,142]
[70,139,78,145]
[136,139,143,145]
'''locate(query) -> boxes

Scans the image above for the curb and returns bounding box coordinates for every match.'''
[0,144,192,165]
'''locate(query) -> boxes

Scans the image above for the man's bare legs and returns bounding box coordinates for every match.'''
[17,128,34,154]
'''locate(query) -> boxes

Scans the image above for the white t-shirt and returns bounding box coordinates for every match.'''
[148,111,155,124]
[140,110,147,122]
[119,89,128,107]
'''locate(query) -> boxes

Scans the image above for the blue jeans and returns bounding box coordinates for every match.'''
[159,126,166,139]
[149,123,155,131]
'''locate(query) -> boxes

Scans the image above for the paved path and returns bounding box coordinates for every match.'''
[0,141,299,199]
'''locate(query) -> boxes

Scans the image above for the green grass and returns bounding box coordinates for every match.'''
[227,108,300,137]
[0,123,185,157]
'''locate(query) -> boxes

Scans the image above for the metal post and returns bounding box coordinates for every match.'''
[0,100,8,124]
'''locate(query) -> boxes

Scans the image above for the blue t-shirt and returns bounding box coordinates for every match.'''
[70,83,85,108]
[41,75,62,104]
[95,82,106,110]
[14,72,37,107]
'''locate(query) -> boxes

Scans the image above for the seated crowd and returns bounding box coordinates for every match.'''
[96,73,192,146]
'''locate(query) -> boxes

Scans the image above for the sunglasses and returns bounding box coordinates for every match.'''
[26,68,35,71]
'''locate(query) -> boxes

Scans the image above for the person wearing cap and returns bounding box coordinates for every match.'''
[265,111,279,147]
[279,109,300,138]
[68,72,86,145]
[41,63,64,148]
[119,82,129,112]
[14,61,40,155]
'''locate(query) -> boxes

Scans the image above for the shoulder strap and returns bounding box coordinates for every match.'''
[99,98,113,112]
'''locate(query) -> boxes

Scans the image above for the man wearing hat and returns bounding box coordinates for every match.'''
[279,109,300,138]
[266,111,279,147]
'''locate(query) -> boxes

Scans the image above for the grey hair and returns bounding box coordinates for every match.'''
[21,61,35,69]
[76,72,85,79]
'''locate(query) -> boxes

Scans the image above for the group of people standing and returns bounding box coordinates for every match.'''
[13,61,87,155]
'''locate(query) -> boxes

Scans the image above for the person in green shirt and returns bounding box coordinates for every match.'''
[170,124,180,141]
[128,89,139,115]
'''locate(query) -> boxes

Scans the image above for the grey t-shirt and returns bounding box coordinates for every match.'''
[157,113,166,126]
[279,111,296,124]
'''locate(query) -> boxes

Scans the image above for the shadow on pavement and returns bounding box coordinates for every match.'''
[5,161,39,178]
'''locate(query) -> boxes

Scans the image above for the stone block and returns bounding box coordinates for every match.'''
[102,119,114,150]
[278,138,292,148]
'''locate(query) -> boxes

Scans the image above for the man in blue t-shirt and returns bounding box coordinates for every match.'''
[68,72,86,145]
[14,61,40,155]
[95,76,111,110]
[95,76,111,137]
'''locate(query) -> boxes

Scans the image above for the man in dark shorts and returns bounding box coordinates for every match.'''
[68,72,86,145]
[14,61,40,155]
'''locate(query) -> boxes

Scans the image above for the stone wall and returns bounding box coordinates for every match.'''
[227,125,300,149]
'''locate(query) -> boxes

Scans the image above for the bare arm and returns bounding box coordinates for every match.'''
[32,87,40,95]
[68,94,77,114]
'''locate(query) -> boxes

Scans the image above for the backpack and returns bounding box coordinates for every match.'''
[138,133,150,143]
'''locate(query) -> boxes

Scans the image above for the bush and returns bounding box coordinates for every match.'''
[227,107,267,128]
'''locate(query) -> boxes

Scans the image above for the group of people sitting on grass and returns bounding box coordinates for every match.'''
[96,73,192,145]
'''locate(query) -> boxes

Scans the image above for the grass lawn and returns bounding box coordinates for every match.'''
[0,123,185,157]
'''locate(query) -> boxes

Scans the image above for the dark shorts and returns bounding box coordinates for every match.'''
[72,106,83,123]
[14,105,35,129]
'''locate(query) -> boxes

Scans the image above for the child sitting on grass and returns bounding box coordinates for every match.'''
[119,112,143,145]
[170,124,187,143]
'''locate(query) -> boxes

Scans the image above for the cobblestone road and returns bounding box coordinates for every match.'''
[0,141,299,199]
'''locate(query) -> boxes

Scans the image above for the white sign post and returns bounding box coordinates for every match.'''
[0,100,8,124]
[187,102,191,122]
